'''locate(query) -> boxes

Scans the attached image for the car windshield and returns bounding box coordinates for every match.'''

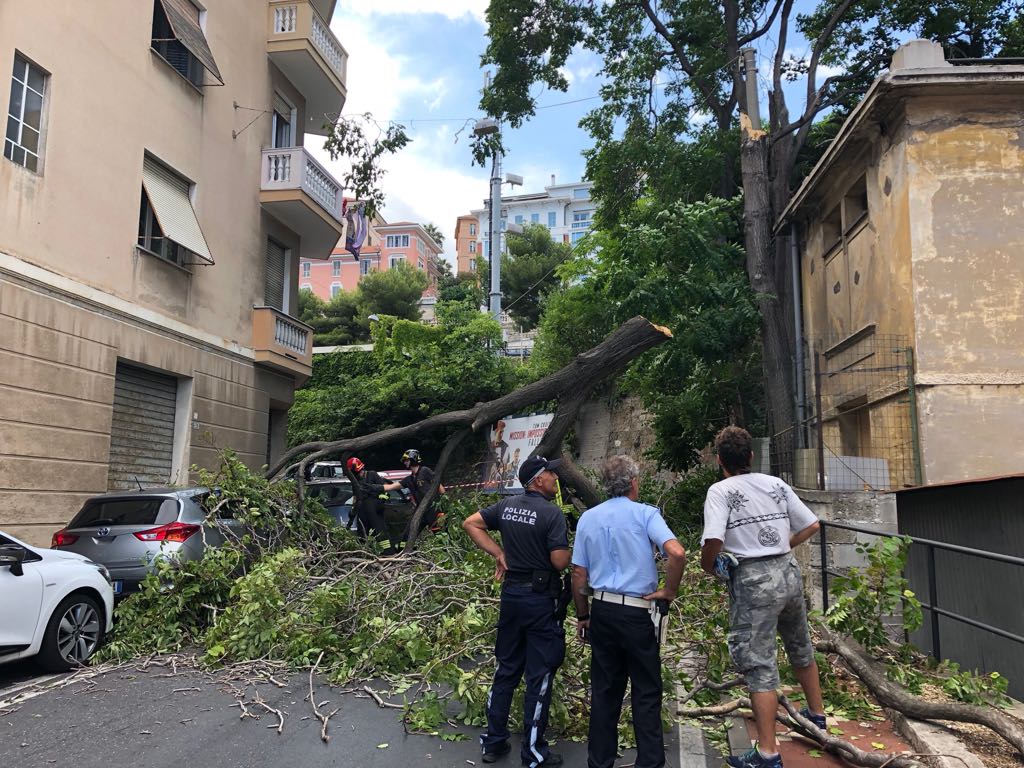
[69,498,179,528]
[311,465,345,479]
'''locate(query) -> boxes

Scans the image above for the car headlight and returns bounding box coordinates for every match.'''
[87,560,112,584]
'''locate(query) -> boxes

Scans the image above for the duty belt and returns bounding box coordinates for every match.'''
[593,590,650,609]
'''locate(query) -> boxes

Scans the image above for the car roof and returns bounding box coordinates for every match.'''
[84,487,209,501]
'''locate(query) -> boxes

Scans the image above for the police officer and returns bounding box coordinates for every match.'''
[571,455,686,768]
[463,456,570,767]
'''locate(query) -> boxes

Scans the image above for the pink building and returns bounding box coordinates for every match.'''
[299,218,441,303]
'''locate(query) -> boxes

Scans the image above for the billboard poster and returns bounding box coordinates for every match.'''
[483,413,554,492]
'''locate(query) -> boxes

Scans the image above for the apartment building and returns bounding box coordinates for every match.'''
[469,177,595,258]
[300,221,442,302]
[0,0,348,544]
[300,201,386,297]
[454,213,479,275]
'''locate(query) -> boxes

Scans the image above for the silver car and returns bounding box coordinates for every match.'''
[51,488,230,598]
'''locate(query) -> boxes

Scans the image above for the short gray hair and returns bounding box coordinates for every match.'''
[601,455,639,498]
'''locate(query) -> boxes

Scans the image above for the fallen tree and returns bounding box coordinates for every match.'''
[268,316,673,547]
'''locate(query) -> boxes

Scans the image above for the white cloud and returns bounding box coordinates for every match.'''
[336,0,486,22]
[306,7,486,264]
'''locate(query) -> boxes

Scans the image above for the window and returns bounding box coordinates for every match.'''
[386,234,410,248]
[469,259,477,272]
[264,238,288,311]
[151,0,222,87]
[514,215,523,225]
[416,237,426,256]
[469,240,476,254]
[5,53,47,173]
[390,255,405,269]
[572,211,592,230]
[573,187,589,199]
[571,231,585,245]
[547,211,556,228]
[272,94,293,148]
[469,223,477,236]
[483,241,489,257]
[332,259,341,277]
[531,213,540,224]
[418,258,425,270]
[330,283,341,298]
[137,155,214,267]
[360,258,371,275]
[302,261,311,278]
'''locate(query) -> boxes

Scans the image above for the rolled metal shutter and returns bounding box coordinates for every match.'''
[108,363,177,490]
[265,238,286,310]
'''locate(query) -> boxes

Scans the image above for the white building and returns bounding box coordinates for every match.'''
[471,177,595,257]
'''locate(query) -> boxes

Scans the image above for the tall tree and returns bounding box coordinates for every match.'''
[478,0,1023,434]
[422,222,445,249]
[356,262,430,322]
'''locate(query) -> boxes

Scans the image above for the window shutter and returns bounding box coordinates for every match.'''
[265,239,287,310]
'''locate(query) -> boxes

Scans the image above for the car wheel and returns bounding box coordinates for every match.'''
[36,593,105,672]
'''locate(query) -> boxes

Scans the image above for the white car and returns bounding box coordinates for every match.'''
[0,530,114,671]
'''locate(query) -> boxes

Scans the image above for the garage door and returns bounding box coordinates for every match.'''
[108,363,178,490]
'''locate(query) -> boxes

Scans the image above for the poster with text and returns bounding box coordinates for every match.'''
[483,414,554,492]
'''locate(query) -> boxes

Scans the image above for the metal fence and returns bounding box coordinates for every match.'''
[770,334,921,491]
[817,520,1024,699]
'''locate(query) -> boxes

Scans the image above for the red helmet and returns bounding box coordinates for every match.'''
[346,457,365,474]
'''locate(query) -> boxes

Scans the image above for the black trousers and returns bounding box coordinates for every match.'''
[354,503,393,548]
[482,582,566,766]
[588,600,665,768]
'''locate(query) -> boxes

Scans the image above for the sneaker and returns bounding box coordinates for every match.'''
[482,742,510,763]
[800,707,826,730]
[521,752,563,767]
[727,745,783,768]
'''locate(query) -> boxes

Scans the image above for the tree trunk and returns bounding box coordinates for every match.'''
[821,630,1024,757]
[739,119,795,432]
[268,317,672,501]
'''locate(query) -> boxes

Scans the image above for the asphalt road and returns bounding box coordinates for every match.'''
[0,661,705,768]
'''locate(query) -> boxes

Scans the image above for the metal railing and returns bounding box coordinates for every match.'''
[818,520,1024,660]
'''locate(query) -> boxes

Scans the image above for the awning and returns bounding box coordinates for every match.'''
[142,156,215,265]
[157,0,223,84]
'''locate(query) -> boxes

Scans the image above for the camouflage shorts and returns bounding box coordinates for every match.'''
[727,554,815,692]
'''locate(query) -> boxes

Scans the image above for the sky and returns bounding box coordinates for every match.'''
[309,1,859,265]
[309,1,604,264]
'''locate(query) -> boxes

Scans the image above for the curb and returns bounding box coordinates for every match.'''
[888,709,985,768]
[678,719,726,768]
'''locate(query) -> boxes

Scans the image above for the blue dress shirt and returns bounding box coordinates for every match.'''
[571,496,677,597]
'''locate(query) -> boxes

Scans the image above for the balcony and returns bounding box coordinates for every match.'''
[259,147,344,260]
[252,306,314,383]
[267,0,348,134]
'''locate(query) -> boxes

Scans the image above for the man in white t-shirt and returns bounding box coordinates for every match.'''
[700,426,826,768]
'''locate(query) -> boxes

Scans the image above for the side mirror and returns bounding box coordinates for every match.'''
[0,545,26,577]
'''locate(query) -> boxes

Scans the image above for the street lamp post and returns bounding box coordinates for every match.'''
[473,117,503,323]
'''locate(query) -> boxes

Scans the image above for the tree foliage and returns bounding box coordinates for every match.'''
[478,223,571,330]
[532,196,763,470]
[323,115,410,218]
[422,222,445,249]
[288,298,521,458]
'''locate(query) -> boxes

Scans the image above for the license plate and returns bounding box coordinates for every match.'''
[112,580,123,595]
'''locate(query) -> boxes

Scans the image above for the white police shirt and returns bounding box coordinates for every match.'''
[701,473,818,560]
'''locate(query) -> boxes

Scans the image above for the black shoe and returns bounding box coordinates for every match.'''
[522,752,563,767]
[482,742,511,763]
[800,707,826,730]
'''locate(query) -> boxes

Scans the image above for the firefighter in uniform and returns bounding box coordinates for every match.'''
[463,456,570,767]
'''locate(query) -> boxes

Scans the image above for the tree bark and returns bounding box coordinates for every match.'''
[739,119,795,432]
[268,316,672,489]
[403,428,471,550]
[820,630,1024,757]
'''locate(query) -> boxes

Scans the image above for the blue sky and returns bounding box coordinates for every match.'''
[311,1,603,262]
[312,1,855,263]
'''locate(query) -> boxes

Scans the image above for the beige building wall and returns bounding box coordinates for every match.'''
[0,0,343,545]
[904,95,1024,482]
[788,50,1024,488]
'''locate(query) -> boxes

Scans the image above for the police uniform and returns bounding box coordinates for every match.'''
[479,475,568,767]
[572,496,677,768]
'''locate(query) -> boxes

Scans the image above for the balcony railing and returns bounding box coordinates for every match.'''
[252,306,314,382]
[261,147,343,222]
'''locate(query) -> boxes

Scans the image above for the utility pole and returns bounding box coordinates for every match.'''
[488,136,503,322]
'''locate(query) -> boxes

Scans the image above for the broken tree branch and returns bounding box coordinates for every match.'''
[820,629,1024,757]
[266,317,673,480]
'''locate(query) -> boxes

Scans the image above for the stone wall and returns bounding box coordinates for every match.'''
[574,394,675,483]
[794,489,898,611]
